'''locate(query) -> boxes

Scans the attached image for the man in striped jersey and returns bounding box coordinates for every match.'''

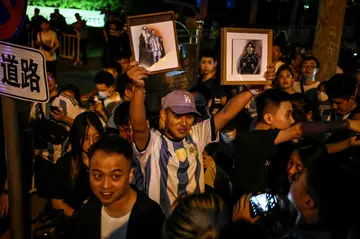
[128,61,256,213]
[30,72,83,198]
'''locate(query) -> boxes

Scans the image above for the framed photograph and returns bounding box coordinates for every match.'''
[127,11,181,74]
[221,28,273,85]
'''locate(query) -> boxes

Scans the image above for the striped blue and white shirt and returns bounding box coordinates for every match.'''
[29,93,83,163]
[133,118,216,213]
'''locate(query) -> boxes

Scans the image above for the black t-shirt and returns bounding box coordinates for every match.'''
[53,152,91,209]
[105,20,122,44]
[326,106,360,164]
[231,129,280,202]
[198,75,231,112]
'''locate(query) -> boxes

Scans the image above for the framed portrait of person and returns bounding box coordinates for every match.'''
[127,11,181,74]
[221,28,273,85]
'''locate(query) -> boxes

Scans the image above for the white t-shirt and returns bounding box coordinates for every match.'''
[133,118,216,213]
[37,30,58,61]
[101,207,130,239]
[293,81,320,94]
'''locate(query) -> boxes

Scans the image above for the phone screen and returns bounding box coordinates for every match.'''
[250,193,278,217]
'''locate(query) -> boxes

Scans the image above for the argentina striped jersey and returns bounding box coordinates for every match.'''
[133,118,216,213]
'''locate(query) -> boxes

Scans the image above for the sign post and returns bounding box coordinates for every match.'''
[0,41,48,239]
[193,0,208,86]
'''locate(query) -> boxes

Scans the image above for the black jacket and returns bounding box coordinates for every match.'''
[69,188,165,239]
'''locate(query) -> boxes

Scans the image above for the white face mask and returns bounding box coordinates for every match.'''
[98,91,110,99]
[317,92,328,102]
[220,130,236,143]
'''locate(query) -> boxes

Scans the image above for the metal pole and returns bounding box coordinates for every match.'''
[1,96,25,239]
[193,19,204,87]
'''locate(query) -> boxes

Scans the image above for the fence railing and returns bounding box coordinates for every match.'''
[27,30,82,66]
[59,32,82,66]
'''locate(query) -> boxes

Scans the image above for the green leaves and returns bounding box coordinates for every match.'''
[28,0,124,10]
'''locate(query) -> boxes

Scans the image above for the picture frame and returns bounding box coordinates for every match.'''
[221,28,273,85]
[127,11,181,74]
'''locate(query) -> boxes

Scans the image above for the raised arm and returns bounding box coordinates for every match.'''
[128,62,150,151]
[214,64,276,133]
[274,119,360,145]
[213,89,253,133]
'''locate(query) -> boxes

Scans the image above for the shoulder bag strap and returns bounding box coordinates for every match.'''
[300,77,305,94]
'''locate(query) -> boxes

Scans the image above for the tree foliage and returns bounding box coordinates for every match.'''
[29,0,124,10]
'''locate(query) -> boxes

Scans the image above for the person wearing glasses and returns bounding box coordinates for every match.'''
[51,112,104,218]
[293,56,321,100]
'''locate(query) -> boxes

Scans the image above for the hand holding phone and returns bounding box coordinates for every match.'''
[249,193,278,218]
[50,106,60,112]
[233,193,260,223]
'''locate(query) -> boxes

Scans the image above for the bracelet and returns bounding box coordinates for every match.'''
[246,86,260,96]
[2,189,8,195]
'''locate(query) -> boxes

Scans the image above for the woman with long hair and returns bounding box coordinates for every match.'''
[51,112,104,217]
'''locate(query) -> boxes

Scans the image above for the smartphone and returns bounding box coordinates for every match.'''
[50,106,59,112]
[250,193,278,217]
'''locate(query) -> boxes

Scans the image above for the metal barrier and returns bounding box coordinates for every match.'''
[26,30,82,66]
[59,32,82,66]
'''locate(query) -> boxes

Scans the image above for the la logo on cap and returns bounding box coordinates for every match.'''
[184,95,191,104]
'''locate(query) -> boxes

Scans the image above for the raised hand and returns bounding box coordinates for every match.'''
[127,61,150,88]
[232,193,260,223]
[264,64,276,82]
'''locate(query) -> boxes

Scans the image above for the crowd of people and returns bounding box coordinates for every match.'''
[1,6,360,239]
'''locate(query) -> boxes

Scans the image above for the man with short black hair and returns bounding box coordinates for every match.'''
[197,50,230,115]
[71,134,164,239]
[325,74,359,119]
[231,88,360,203]
[324,74,360,162]
[91,70,121,123]
[293,55,321,99]
[128,60,256,213]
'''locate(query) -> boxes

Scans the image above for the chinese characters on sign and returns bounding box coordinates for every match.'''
[1,53,40,92]
[0,41,48,103]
